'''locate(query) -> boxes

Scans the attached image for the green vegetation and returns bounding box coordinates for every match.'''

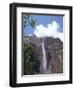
[23,15,38,28]
[24,44,40,75]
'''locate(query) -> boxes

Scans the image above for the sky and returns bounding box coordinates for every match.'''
[23,14,64,42]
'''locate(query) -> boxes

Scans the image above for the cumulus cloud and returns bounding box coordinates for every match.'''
[34,20,64,42]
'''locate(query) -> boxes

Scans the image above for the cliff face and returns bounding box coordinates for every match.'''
[45,37,63,73]
[23,35,63,74]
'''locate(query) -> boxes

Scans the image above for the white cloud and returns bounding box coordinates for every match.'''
[34,20,64,42]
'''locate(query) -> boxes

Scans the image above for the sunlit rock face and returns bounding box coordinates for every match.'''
[24,35,63,74]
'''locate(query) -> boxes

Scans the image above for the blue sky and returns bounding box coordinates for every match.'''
[23,14,63,35]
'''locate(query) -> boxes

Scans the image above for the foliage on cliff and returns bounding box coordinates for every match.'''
[23,44,40,75]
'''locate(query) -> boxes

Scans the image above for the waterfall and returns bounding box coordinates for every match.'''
[41,38,47,72]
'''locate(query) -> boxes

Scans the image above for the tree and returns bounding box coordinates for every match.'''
[23,15,40,75]
[23,15,38,28]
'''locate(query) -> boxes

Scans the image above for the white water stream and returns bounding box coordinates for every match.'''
[41,38,47,72]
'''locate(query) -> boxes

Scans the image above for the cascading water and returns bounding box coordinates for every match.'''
[41,38,47,73]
